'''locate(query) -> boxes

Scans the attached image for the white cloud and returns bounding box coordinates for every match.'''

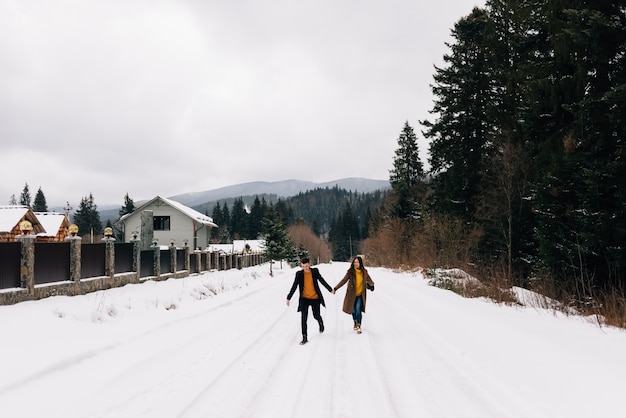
[0,0,484,207]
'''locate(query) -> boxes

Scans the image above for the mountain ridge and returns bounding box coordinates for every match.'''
[168,177,390,208]
[97,177,390,222]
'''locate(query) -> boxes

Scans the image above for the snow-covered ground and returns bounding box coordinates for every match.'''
[1,262,625,418]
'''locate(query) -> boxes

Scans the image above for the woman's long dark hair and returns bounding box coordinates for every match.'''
[348,256,365,273]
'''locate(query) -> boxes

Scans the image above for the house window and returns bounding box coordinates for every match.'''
[154,216,170,231]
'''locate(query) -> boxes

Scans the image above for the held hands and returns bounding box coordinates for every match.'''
[286,299,290,306]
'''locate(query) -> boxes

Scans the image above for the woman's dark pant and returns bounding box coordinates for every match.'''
[300,298,322,337]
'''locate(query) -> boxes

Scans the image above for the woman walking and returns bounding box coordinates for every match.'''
[334,256,375,334]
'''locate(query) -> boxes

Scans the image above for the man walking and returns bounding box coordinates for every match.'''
[286,257,334,345]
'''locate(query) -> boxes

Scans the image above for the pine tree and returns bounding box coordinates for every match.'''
[247,196,266,239]
[119,193,135,217]
[230,198,248,239]
[73,193,102,239]
[529,1,626,290]
[9,194,17,205]
[32,187,48,212]
[422,7,497,220]
[210,202,223,242]
[19,183,31,208]
[328,201,361,261]
[220,203,232,243]
[389,121,425,219]
[261,204,296,274]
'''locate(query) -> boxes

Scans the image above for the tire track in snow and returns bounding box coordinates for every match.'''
[285,302,339,418]
[87,292,291,418]
[0,277,276,400]
[371,274,542,417]
[177,280,338,418]
[2,277,287,418]
[176,306,294,417]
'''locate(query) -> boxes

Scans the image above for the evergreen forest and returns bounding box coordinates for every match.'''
[366,1,626,316]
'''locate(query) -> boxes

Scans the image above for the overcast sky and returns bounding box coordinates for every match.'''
[1,0,483,208]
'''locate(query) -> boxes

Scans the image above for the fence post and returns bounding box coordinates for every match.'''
[66,236,82,282]
[183,241,190,272]
[152,240,161,278]
[103,233,116,278]
[169,241,177,274]
[132,233,141,276]
[16,234,35,296]
[194,249,202,273]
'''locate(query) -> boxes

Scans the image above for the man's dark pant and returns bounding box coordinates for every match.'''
[300,297,322,337]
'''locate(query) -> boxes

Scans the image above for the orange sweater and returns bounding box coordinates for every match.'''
[302,270,318,299]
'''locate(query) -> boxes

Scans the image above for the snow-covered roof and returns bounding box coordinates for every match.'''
[34,212,68,237]
[159,196,218,227]
[0,205,31,232]
[207,239,264,253]
[120,196,217,227]
[0,205,47,235]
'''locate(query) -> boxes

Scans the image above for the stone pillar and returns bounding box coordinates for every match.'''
[152,240,160,278]
[141,210,154,251]
[169,241,177,273]
[104,237,116,277]
[132,235,141,275]
[183,243,190,272]
[66,236,82,282]
[194,249,201,273]
[16,234,35,295]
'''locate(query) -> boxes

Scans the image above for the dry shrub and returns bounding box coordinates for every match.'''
[362,218,418,268]
[426,267,518,305]
[595,290,626,328]
[363,214,482,270]
[287,223,332,263]
[418,214,483,269]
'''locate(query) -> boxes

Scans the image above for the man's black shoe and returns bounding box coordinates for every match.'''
[319,321,325,333]
[299,336,308,345]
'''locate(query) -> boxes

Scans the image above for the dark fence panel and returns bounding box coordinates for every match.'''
[114,243,134,273]
[160,249,171,273]
[176,249,185,271]
[201,252,207,271]
[81,243,105,279]
[189,253,198,274]
[0,242,21,289]
[34,242,70,285]
[140,250,154,278]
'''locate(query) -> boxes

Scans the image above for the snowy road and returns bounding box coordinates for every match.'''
[1,263,625,417]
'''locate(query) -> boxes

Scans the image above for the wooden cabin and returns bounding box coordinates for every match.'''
[34,212,70,242]
[0,206,46,242]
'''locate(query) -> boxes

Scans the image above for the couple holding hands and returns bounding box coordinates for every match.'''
[286,256,375,345]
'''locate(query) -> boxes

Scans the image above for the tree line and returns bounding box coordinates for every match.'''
[207,187,387,262]
[7,184,133,242]
[8,181,385,261]
[365,1,626,311]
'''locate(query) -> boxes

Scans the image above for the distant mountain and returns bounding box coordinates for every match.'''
[168,178,390,208]
[98,178,390,223]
